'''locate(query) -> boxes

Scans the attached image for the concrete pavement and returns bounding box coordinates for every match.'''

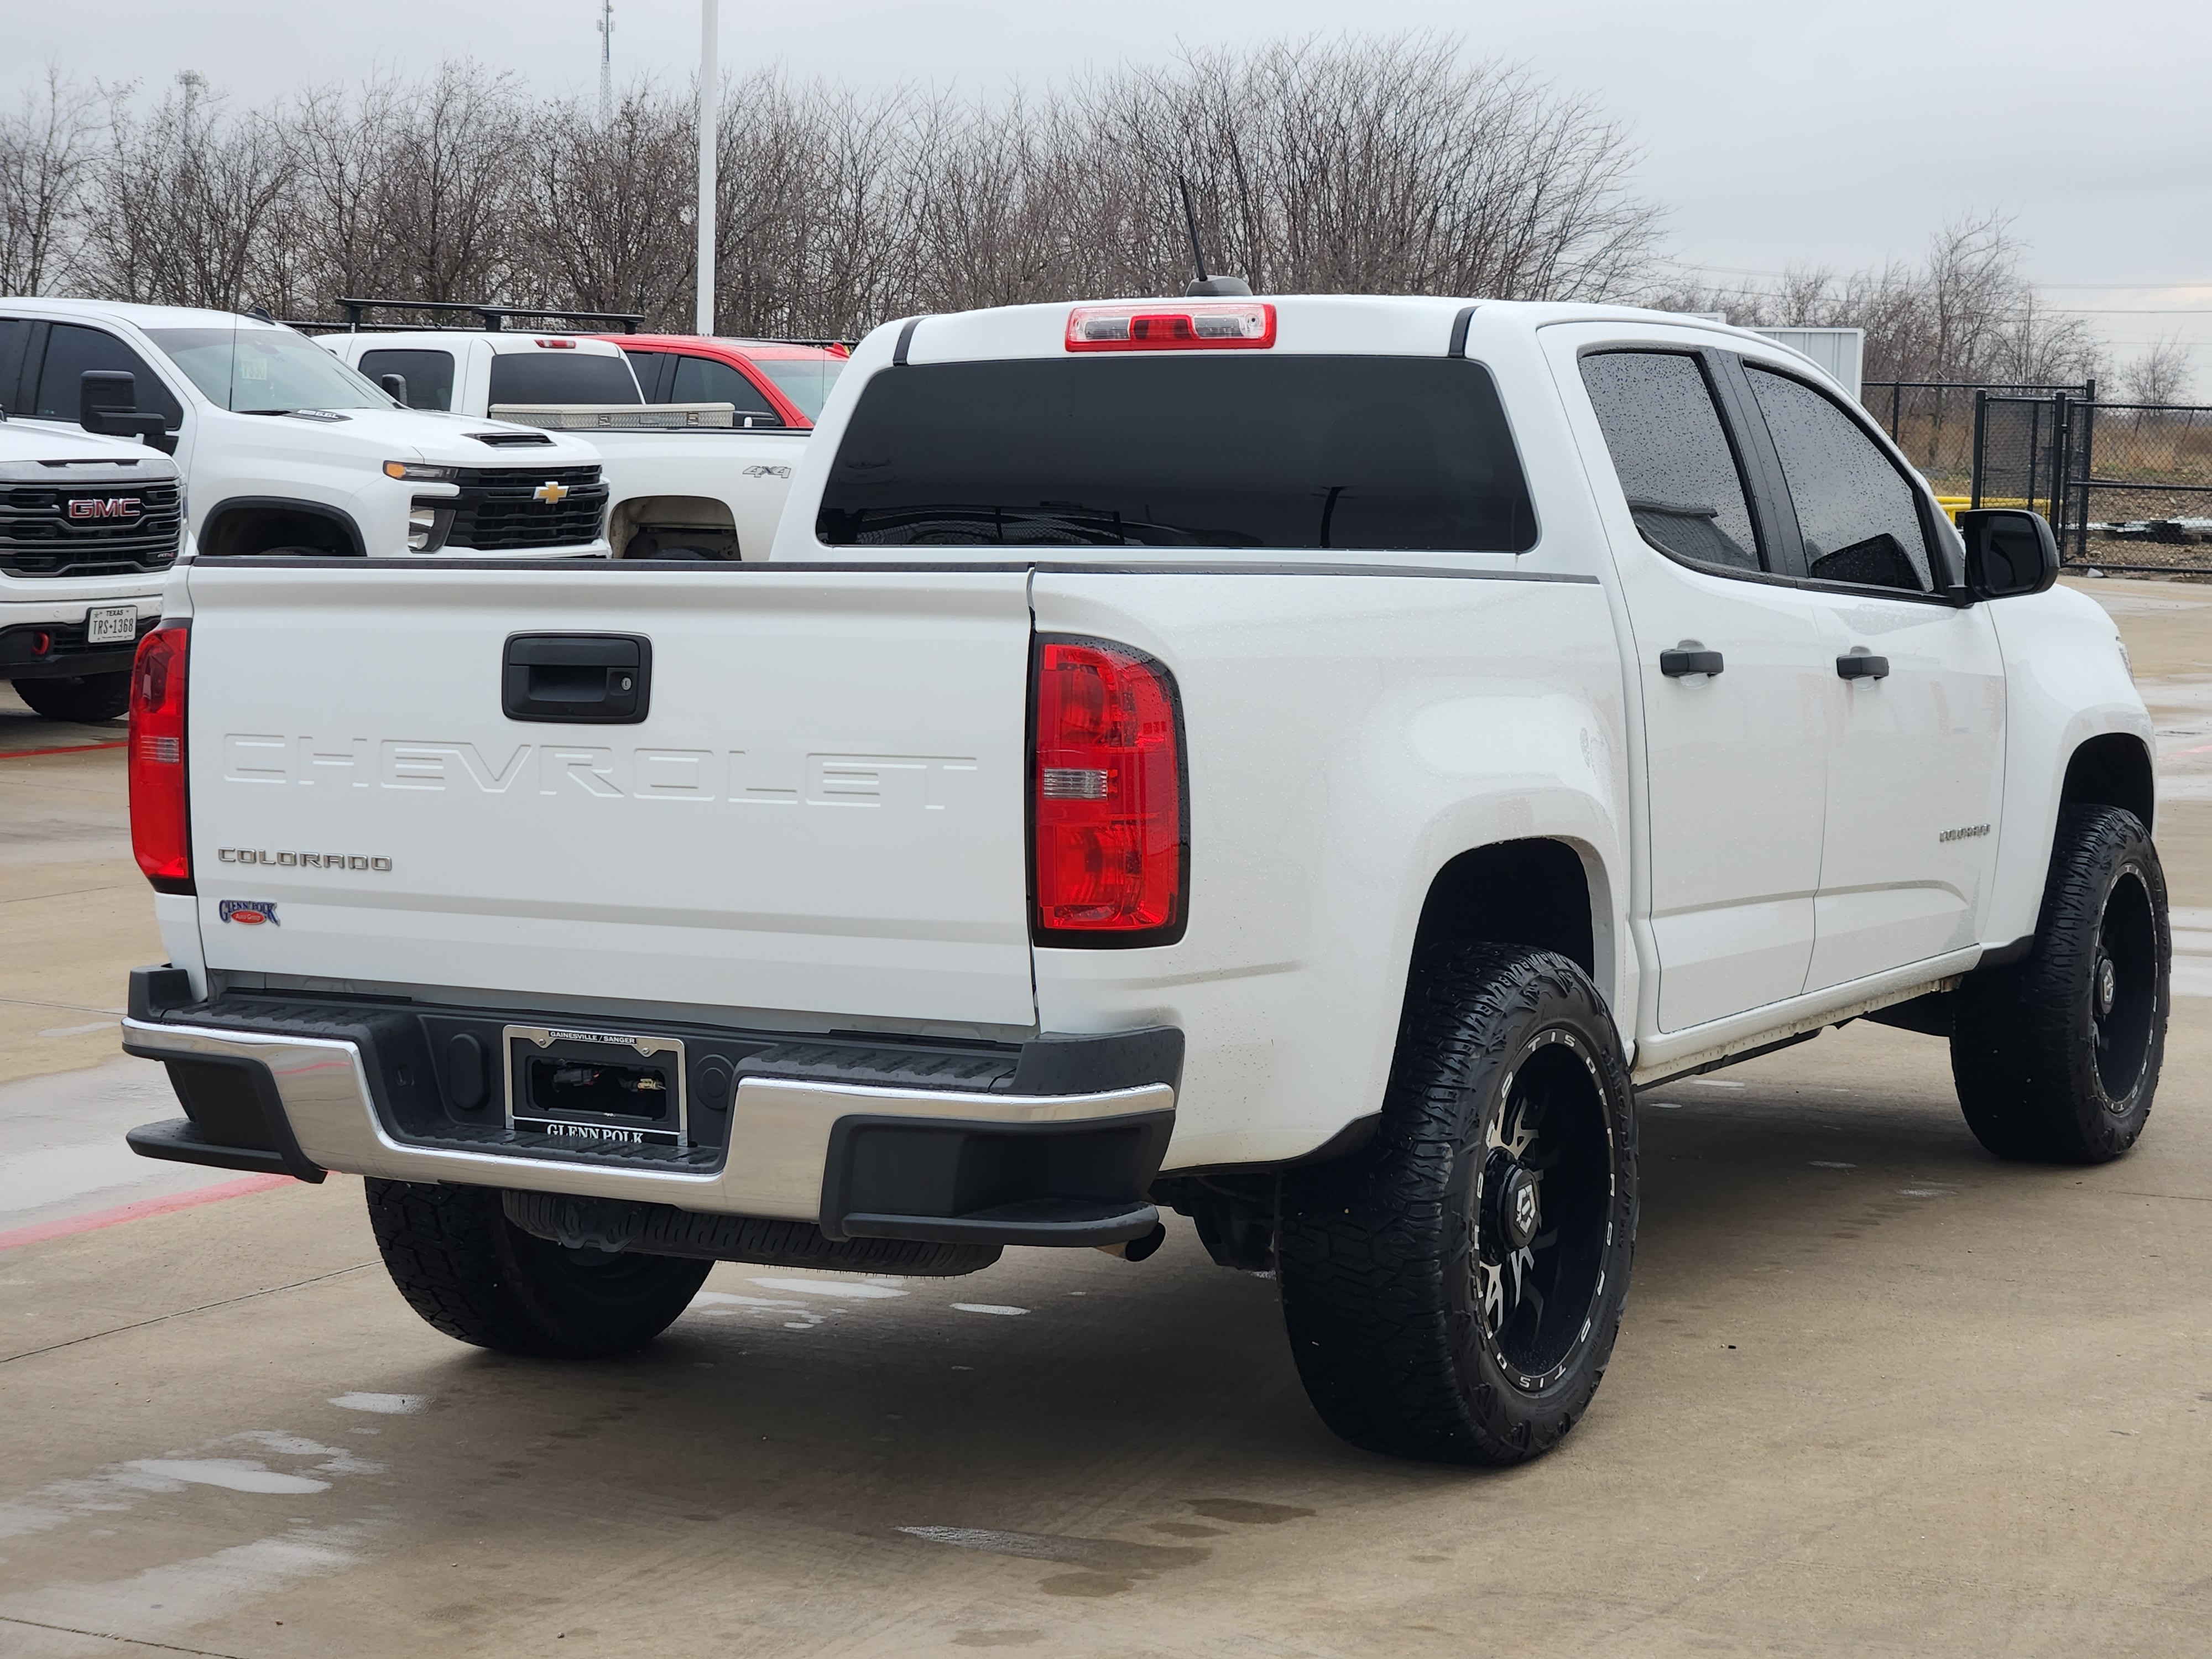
[0,583,2208,1657]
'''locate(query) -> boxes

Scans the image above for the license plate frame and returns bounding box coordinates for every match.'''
[503,1025,688,1148]
[85,606,138,645]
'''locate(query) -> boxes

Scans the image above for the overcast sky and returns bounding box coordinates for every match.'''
[12,0,2211,385]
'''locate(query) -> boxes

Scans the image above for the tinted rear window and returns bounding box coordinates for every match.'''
[487,351,641,405]
[817,357,1536,551]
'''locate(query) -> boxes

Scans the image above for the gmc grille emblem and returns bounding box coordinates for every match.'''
[67,497,142,520]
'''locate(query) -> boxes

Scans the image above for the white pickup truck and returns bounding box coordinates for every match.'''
[315,326,803,560]
[0,300,611,561]
[118,294,2168,1468]
[0,417,182,722]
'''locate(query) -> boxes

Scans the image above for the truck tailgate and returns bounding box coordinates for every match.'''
[181,562,1036,1029]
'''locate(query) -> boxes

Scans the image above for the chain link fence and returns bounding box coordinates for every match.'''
[2069,403,2212,573]
[1864,380,2088,501]
[1864,380,2212,575]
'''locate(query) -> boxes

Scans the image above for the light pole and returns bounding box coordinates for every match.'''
[696,0,719,336]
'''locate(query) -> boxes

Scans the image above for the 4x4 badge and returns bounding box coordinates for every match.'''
[218,900,279,927]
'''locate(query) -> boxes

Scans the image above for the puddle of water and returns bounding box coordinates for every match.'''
[0,1521,383,1642]
[328,1393,431,1416]
[124,1460,330,1496]
[0,1434,378,1540]
[748,1277,907,1300]
[951,1305,1029,1317]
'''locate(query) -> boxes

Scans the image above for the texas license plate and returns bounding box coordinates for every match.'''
[85,606,138,645]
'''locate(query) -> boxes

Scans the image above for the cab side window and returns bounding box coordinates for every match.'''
[359,348,456,411]
[0,318,32,414]
[1745,366,1932,593]
[670,354,779,421]
[623,349,673,401]
[35,322,184,429]
[1580,351,1764,573]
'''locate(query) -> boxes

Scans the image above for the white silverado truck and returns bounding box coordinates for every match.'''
[315,321,802,560]
[0,300,611,561]
[118,294,2168,1467]
[0,416,182,722]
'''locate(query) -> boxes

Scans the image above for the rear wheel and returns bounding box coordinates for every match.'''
[13,672,130,723]
[366,1178,711,1358]
[1277,943,1637,1465]
[1952,804,2169,1163]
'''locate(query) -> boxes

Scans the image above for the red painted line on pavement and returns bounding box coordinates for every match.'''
[0,740,129,760]
[2168,739,2212,758]
[0,1174,295,1253]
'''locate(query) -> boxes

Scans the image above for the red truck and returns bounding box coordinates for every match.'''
[594,335,850,430]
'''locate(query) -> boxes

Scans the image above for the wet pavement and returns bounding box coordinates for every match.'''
[1,583,2208,1657]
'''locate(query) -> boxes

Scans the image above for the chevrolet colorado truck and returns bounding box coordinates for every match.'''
[0,417,181,722]
[118,294,2168,1467]
[0,300,611,560]
[317,326,804,560]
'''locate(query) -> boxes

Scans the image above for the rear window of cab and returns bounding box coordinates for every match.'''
[816,356,1536,552]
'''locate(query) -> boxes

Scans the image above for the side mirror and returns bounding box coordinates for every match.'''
[1959,508,2059,600]
[79,370,176,453]
[378,372,409,405]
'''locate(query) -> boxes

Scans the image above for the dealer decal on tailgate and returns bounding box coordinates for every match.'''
[218,900,279,927]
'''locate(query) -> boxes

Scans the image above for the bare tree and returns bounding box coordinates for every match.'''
[1647,211,2106,391]
[0,66,97,294]
[372,64,526,305]
[17,36,1666,337]
[522,84,694,324]
[2119,333,2195,406]
[80,72,292,309]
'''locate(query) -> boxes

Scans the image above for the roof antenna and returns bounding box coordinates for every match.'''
[1179,175,1251,298]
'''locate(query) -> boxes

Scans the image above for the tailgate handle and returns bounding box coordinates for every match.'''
[502,633,653,724]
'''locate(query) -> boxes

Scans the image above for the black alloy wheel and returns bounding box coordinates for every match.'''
[2087,865,2159,1103]
[1279,942,1637,1465]
[1953,804,2169,1164]
[1473,1029,1620,1394]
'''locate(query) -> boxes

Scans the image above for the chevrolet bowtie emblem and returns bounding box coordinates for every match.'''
[534,481,570,504]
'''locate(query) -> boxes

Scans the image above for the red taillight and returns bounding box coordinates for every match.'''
[1066,301,1276,352]
[129,622,191,893]
[1032,638,1186,942]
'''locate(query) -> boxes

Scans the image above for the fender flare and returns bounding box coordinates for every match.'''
[199,496,367,559]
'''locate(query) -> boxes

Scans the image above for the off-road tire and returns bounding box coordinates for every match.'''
[1277,943,1637,1465]
[1952,804,2169,1164]
[13,672,131,724]
[366,1178,711,1357]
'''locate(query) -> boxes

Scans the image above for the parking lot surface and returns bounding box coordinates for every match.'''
[3,584,2210,1657]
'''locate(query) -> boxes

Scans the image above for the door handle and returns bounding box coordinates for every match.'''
[1836,653,1890,681]
[1660,649,1725,677]
[503,633,652,723]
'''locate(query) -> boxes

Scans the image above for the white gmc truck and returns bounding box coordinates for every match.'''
[118,294,2168,1467]
[0,417,182,722]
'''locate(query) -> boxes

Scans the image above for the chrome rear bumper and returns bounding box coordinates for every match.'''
[122,1015,1175,1240]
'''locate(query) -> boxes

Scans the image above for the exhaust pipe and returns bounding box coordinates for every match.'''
[1095,1222,1167,1262]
